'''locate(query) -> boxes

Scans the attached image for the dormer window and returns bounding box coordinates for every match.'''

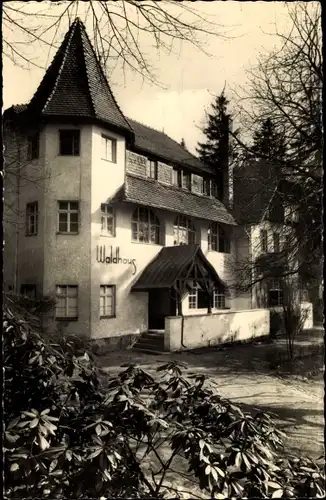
[59,130,80,156]
[172,168,182,187]
[149,160,158,180]
[204,179,218,198]
[182,171,191,190]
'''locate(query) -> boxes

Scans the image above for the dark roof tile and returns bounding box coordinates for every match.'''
[132,244,225,290]
[124,174,236,225]
[128,119,213,174]
[26,18,132,134]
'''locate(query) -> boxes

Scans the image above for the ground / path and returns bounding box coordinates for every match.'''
[97,327,324,460]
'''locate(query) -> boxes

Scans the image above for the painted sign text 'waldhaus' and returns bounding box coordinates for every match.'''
[96,245,137,275]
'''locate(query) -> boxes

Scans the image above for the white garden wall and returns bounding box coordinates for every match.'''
[165,309,270,351]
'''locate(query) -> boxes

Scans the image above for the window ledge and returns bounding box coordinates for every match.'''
[55,317,78,322]
[131,240,163,246]
[208,250,230,255]
[58,153,80,157]
[100,315,116,319]
[100,234,116,238]
[101,158,117,164]
[25,233,38,237]
[56,232,79,235]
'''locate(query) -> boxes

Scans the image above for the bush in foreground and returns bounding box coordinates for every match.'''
[3,297,325,499]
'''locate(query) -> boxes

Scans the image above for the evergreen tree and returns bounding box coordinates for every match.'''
[197,91,238,199]
[251,118,286,161]
[197,91,230,166]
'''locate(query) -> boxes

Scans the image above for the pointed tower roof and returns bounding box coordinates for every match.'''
[26,18,133,135]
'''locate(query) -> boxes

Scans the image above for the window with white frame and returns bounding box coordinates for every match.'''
[58,201,79,234]
[172,168,182,187]
[101,204,115,236]
[131,206,160,244]
[273,232,280,253]
[208,222,230,253]
[148,160,158,180]
[100,285,116,318]
[102,134,117,162]
[182,171,191,190]
[173,216,196,245]
[26,202,38,236]
[59,130,80,156]
[188,285,212,309]
[56,285,78,319]
[213,288,226,309]
[204,179,211,196]
[188,287,198,309]
[260,229,268,252]
[27,133,39,160]
[267,279,284,307]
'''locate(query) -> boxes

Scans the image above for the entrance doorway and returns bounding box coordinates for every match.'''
[148,289,176,330]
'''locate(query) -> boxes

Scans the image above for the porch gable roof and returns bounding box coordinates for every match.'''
[132,244,226,291]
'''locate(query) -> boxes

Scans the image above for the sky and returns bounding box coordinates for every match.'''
[2,1,307,155]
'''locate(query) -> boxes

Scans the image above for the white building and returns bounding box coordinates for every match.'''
[4,19,311,351]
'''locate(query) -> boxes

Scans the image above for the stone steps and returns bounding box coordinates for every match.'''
[132,330,166,353]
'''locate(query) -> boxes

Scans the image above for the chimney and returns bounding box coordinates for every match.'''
[181,138,186,149]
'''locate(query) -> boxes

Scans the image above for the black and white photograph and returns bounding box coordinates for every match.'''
[2,1,324,498]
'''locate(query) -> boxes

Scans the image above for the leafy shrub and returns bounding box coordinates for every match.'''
[4,298,325,499]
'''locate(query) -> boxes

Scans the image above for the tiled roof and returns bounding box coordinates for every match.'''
[128,119,213,174]
[124,174,236,225]
[24,18,133,134]
[132,244,225,290]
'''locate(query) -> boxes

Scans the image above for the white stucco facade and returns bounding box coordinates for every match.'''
[4,121,242,343]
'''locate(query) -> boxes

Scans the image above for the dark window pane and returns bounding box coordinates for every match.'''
[59,201,68,211]
[69,222,79,233]
[69,202,79,211]
[60,130,80,156]
[131,222,138,241]
[70,213,79,223]
[198,290,209,308]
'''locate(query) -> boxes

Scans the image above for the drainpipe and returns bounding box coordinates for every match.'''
[179,290,187,349]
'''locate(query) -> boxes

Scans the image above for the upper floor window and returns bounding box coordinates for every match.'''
[59,130,80,156]
[26,202,38,236]
[260,229,268,253]
[173,216,196,245]
[267,279,284,307]
[131,206,160,244]
[172,168,182,187]
[56,285,78,320]
[204,179,218,198]
[208,222,230,253]
[148,160,158,180]
[58,201,79,234]
[27,133,39,160]
[182,171,191,190]
[101,204,115,236]
[273,232,280,253]
[102,134,117,162]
